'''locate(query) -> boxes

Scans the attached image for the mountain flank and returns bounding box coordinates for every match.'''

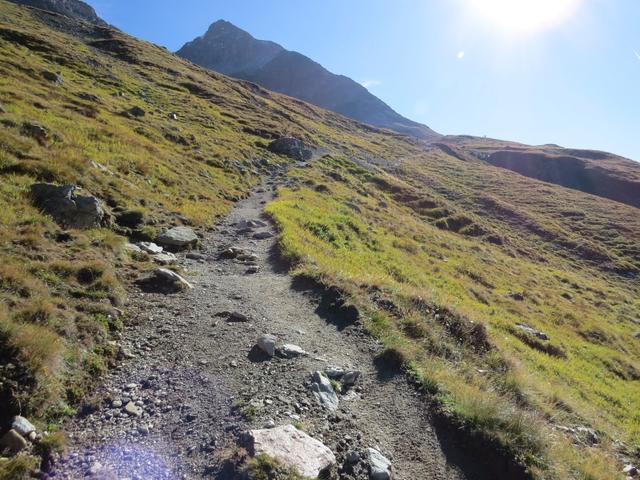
[177,20,440,141]
[443,136,640,209]
[7,0,106,25]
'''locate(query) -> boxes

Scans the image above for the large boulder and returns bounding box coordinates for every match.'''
[31,183,104,229]
[267,137,312,161]
[156,226,198,249]
[244,424,335,478]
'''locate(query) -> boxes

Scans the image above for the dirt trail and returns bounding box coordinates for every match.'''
[49,174,490,480]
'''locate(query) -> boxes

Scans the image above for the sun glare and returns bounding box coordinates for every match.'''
[469,0,581,33]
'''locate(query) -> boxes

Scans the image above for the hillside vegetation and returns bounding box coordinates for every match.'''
[0,1,638,479]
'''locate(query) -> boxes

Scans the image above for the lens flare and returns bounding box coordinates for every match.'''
[469,0,581,33]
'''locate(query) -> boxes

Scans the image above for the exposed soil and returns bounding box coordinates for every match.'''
[48,173,502,480]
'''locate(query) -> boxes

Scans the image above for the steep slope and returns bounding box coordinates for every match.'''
[7,0,106,25]
[177,20,439,141]
[0,2,638,479]
[441,136,640,209]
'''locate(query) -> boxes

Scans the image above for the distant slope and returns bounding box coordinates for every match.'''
[7,0,106,25]
[177,20,439,141]
[442,136,640,209]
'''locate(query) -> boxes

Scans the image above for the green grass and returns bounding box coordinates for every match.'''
[266,154,639,478]
[0,2,638,478]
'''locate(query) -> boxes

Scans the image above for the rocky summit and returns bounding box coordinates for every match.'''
[177,20,440,140]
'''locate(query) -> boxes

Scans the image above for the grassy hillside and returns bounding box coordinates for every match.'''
[0,2,638,478]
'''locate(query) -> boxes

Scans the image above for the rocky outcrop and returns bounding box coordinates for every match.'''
[31,183,105,229]
[8,0,106,25]
[177,20,439,141]
[267,137,313,161]
[244,424,336,478]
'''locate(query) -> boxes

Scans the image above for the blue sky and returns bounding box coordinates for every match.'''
[90,0,639,160]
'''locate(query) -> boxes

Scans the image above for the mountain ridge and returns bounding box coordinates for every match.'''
[177,20,440,140]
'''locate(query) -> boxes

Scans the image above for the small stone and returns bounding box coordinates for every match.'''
[11,416,36,437]
[124,243,142,253]
[310,371,339,411]
[124,401,143,417]
[367,447,392,480]
[245,265,260,274]
[278,344,307,358]
[153,252,178,265]
[87,461,103,476]
[342,371,361,387]
[152,268,193,289]
[257,334,277,357]
[137,424,150,435]
[0,430,28,454]
[42,70,63,84]
[325,366,345,378]
[253,231,274,240]
[228,311,250,322]
[623,464,638,476]
[264,419,276,429]
[138,242,163,254]
[127,106,145,118]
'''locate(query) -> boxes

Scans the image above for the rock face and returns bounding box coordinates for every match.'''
[8,0,107,25]
[156,226,198,249]
[483,147,640,209]
[176,20,439,141]
[310,371,339,411]
[267,137,313,162]
[245,424,336,478]
[31,183,104,229]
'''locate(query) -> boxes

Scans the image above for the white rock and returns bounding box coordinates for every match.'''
[278,344,307,358]
[124,243,142,253]
[153,268,193,289]
[12,416,36,437]
[257,334,277,357]
[310,371,339,411]
[367,447,392,480]
[153,252,178,265]
[246,424,335,478]
[138,241,163,254]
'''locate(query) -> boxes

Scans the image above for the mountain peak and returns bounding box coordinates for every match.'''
[177,23,439,140]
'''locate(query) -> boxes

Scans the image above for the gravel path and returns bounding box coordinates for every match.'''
[48,175,487,480]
